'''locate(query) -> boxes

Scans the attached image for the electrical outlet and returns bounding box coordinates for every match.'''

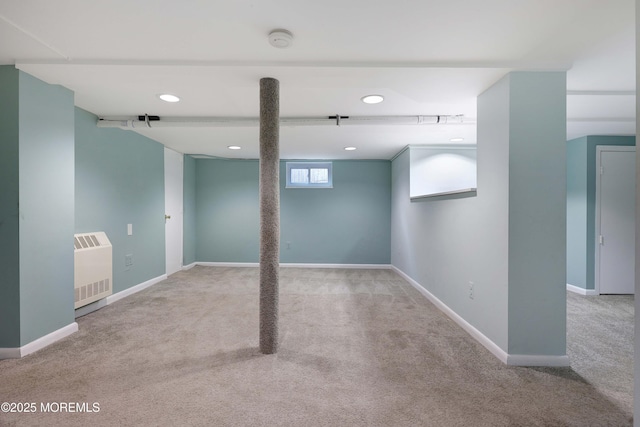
[469,281,474,299]
[286,241,291,249]
[125,254,133,267]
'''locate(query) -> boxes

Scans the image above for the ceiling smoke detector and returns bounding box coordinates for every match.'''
[268,29,293,48]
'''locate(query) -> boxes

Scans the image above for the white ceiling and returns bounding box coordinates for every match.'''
[0,0,635,159]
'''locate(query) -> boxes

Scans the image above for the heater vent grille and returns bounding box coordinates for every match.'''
[74,234,102,250]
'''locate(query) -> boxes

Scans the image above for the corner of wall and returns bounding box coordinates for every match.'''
[75,107,165,294]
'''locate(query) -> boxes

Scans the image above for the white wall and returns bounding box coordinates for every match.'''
[391,72,567,363]
[391,75,510,351]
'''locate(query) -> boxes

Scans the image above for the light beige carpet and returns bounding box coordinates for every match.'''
[0,266,633,426]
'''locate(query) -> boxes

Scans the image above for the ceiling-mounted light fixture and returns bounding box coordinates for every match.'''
[361,95,384,104]
[450,137,465,142]
[158,94,180,103]
[227,145,241,150]
[268,29,294,48]
[344,146,357,151]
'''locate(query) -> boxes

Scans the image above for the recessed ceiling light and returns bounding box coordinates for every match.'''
[268,29,294,48]
[158,94,180,103]
[450,137,465,142]
[361,95,384,104]
[227,145,241,150]
[344,146,357,151]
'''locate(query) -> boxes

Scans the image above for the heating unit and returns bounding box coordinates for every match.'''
[74,232,113,309]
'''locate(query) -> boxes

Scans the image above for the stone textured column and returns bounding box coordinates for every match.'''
[259,77,280,354]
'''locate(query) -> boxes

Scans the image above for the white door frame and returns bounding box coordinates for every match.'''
[594,145,636,294]
[164,147,184,276]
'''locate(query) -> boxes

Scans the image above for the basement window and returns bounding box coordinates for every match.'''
[286,162,333,188]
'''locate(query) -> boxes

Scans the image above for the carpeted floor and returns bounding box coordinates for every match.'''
[0,266,633,426]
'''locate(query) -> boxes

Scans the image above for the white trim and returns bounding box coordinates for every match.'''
[391,266,509,364]
[390,145,409,162]
[507,354,570,367]
[0,322,78,360]
[595,146,604,295]
[182,262,197,270]
[279,263,392,269]
[392,266,570,367]
[105,274,167,305]
[164,147,184,276]
[196,262,259,268]
[410,188,476,201]
[195,262,392,269]
[567,283,598,296]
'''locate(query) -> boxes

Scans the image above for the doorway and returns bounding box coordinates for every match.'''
[595,146,636,294]
[164,147,184,276]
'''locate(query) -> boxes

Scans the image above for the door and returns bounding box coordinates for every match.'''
[596,146,636,294]
[165,147,184,276]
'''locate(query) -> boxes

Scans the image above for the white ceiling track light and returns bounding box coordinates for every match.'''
[97,114,472,129]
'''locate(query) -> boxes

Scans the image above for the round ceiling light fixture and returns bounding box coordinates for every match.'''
[344,146,357,151]
[450,137,465,142]
[268,29,294,48]
[361,94,384,104]
[158,93,180,103]
[227,145,241,150]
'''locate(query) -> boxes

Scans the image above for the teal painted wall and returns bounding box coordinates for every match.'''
[195,159,391,264]
[195,159,260,262]
[281,160,391,264]
[566,135,636,290]
[567,137,588,287]
[0,66,21,347]
[19,72,76,346]
[75,108,165,293]
[506,72,566,356]
[183,155,197,266]
[0,68,76,347]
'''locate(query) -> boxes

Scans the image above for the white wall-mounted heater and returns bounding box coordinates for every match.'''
[74,232,113,309]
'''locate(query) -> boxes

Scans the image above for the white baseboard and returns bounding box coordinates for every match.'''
[279,263,392,269]
[7,273,172,359]
[195,262,392,269]
[196,262,260,268]
[392,266,570,367]
[182,263,197,271]
[0,322,78,360]
[507,354,570,367]
[567,283,598,296]
[106,274,167,305]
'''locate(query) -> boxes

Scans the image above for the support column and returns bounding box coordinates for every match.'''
[476,71,567,365]
[259,77,280,354]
